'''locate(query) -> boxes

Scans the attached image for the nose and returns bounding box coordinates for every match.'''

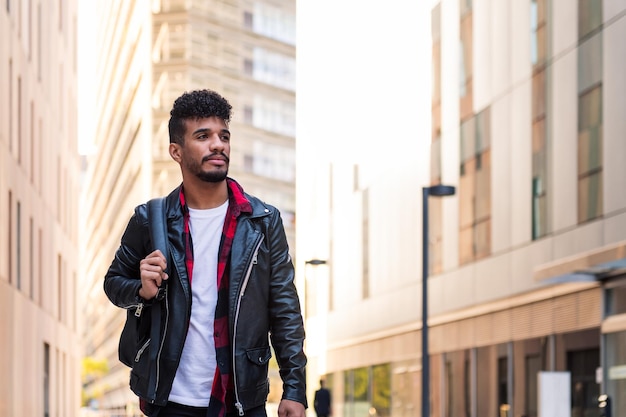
[209,133,225,152]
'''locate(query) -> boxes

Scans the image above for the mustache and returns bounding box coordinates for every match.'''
[202,153,230,163]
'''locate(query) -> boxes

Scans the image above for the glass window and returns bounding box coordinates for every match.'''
[445,350,471,417]
[606,284,626,316]
[244,142,295,182]
[362,189,369,299]
[476,346,496,417]
[252,48,295,91]
[372,364,391,417]
[531,0,548,66]
[459,0,473,119]
[578,0,602,39]
[44,343,50,417]
[604,331,626,415]
[525,355,541,417]
[577,0,603,224]
[248,3,295,45]
[17,201,21,290]
[577,85,603,223]
[459,109,491,264]
[498,357,509,416]
[567,348,600,416]
[249,95,295,137]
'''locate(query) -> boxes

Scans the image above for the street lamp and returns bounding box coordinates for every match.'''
[422,184,455,417]
[305,259,327,266]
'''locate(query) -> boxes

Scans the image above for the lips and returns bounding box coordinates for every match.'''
[203,154,229,165]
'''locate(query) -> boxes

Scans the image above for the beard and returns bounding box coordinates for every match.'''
[186,153,229,183]
[196,169,228,183]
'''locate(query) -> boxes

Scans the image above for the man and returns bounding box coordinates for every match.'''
[313,380,331,417]
[104,89,307,417]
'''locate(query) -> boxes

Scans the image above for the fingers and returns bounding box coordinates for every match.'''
[277,400,305,417]
[139,250,168,300]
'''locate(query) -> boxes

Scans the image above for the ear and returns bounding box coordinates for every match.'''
[169,143,182,163]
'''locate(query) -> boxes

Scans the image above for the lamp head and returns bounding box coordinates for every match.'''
[427,184,456,197]
[305,259,327,265]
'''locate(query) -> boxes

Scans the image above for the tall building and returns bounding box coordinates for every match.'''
[0,0,81,416]
[297,0,626,416]
[80,0,296,413]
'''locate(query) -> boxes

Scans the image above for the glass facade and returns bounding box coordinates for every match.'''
[577,0,603,223]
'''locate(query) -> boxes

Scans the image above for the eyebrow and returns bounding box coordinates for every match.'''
[192,127,231,136]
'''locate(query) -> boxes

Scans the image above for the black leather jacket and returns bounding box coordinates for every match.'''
[104,184,307,413]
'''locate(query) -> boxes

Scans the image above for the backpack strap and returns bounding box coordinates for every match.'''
[146,197,168,403]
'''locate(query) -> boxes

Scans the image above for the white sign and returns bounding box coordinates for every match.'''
[538,372,571,417]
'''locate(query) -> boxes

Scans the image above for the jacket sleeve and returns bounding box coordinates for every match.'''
[103,207,149,308]
[266,209,308,407]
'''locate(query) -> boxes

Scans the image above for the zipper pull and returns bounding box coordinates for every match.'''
[134,302,144,317]
[235,401,244,416]
[252,254,258,265]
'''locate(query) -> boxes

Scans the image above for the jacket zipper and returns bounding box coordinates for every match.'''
[232,235,264,416]
[151,284,169,403]
[135,338,151,362]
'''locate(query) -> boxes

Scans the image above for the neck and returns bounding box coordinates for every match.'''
[182,177,229,209]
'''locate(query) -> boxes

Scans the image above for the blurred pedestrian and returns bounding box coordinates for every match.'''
[313,380,331,417]
[104,89,307,417]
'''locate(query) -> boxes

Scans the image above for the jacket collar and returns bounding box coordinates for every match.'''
[174,177,253,218]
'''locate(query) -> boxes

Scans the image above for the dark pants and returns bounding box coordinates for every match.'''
[153,402,267,417]
[156,402,207,417]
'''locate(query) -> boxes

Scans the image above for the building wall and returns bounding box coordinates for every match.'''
[0,1,81,416]
[79,0,153,411]
[297,0,626,415]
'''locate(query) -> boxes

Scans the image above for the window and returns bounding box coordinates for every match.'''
[251,48,295,91]
[58,254,63,321]
[445,350,472,417]
[606,284,626,316]
[497,357,509,415]
[568,348,600,416]
[17,201,21,290]
[243,142,295,182]
[459,0,473,120]
[577,0,603,223]
[459,109,491,264]
[344,367,371,417]
[362,188,369,299]
[531,0,550,239]
[246,3,295,45]
[525,354,541,417]
[8,190,12,284]
[372,364,391,417]
[44,343,50,417]
[29,217,34,299]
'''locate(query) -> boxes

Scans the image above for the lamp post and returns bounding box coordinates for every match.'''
[422,184,455,417]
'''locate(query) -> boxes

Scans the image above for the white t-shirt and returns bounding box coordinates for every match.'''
[168,200,228,406]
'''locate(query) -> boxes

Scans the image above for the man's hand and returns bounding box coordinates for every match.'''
[138,249,168,300]
[277,399,305,417]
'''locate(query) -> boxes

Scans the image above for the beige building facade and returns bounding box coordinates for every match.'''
[81,0,296,413]
[0,0,82,416]
[297,1,626,416]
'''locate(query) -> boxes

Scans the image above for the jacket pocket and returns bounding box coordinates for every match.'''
[246,346,272,366]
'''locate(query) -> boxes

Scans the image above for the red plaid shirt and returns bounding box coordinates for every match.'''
[179,178,252,416]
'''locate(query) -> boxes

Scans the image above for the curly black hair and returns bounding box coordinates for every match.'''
[168,89,233,144]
